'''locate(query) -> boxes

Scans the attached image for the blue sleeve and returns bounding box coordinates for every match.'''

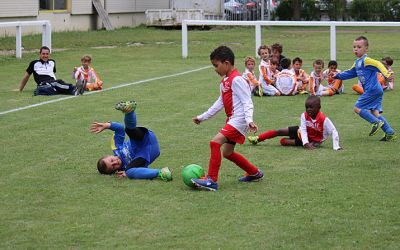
[335,66,357,80]
[109,122,125,149]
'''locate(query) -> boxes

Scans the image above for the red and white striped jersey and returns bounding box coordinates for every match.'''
[299,111,340,150]
[197,69,254,135]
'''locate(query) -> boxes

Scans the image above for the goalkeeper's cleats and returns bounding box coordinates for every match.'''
[380,133,397,142]
[115,100,137,113]
[158,167,172,181]
[247,135,259,145]
[369,120,384,136]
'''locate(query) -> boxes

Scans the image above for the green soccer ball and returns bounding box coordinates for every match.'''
[182,164,205,188]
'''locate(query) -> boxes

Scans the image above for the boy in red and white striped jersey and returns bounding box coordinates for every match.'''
[248,96,342,150]
[191,46,264,191]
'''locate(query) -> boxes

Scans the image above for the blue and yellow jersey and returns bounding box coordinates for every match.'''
[109,122,160,170]
[335,54,390,94]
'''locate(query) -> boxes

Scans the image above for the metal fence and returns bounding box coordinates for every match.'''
[223,0,275,21]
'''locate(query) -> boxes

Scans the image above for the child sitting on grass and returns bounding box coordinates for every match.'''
[73,55,103,91]
[248,96,342,150]
[242,56,263,97]
[275,58,298,96]
[291,57,309,94]
[90,100,172,180]
[323,60,344,94]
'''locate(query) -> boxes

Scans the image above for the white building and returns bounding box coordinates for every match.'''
[0,0,170,36]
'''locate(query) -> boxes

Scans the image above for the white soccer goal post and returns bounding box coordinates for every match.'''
[0,20,52,59]
[182,20,400,60]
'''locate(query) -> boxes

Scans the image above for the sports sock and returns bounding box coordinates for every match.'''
[224,152,258,175]
[280,138,289,146]
[124,168,159,179]
[359,109,379,124]
[258,130,277,142]
[352,84,364,94]
[378,116,394,135]
[207,141,222,182]
[124,111,137,129]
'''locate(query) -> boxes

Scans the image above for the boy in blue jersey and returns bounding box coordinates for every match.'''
[90,101,172,180]
[332,36,396,141]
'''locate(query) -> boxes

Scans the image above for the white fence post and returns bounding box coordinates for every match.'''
[16,25,22,59]
[0,20,52,58]
[255,23,261,58]
[182,20,188,58]
[42,21,52,51]
[330,23,336,61]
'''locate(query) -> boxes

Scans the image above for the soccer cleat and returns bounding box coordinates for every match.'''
[191,176,218,191]
[380,133,397,142]
[115,100,137,113]
[299,90,309,95]
[247,135,259,145]
[74,79,87,96]
[239,170,264,182]
[369,121,384,136]
[158,167,172,181]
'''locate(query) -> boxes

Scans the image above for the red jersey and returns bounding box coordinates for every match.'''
[304,111,326,143]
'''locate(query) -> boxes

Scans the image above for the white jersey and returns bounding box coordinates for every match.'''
[197,69,253,135]
[275,69,297,95]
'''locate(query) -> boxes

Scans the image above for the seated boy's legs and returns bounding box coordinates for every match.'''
[279,126,303,146]
[264,85,280,96]
[352,83,364,94]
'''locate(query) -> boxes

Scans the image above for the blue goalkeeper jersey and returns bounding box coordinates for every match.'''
[335,54,390,95]
[109,122,160,170]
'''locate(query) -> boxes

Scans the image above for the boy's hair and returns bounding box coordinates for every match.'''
[313,59,324,68]
[257,45,271,56]
[210,46,235,65]
[382,56,393,66]
[271,43,283,53]
[97,156,112,175]
[81,55,92,62]
[355,36,368,47]
[292,57,302,64]
[270,58,279,66]
[306,95,321,107]
[244,56,256,65]
[39,46,50,53]
[280,58,291,69]
[328,60,338,68]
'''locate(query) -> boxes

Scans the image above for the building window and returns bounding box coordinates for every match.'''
[40,0,67,11]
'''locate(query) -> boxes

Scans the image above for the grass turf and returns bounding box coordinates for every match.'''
[0,26,399,249]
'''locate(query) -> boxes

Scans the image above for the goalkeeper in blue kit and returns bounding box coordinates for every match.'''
[332,36,396,141]
[90,100,172,180]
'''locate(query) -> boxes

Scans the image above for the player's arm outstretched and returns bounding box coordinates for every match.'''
[90,122,111,133]
[193,95,224,125]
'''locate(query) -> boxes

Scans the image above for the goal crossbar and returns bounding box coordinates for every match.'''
[182,20,400,60]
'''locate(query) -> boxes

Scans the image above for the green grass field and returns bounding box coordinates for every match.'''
[0,26,399,249]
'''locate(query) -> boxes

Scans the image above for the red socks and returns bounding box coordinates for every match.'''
[207,141,222,182]
[258,130,277,142]
[224,152,258,175]
[207,141,259,182]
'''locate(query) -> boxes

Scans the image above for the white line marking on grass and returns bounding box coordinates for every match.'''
[0,66,212,116]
